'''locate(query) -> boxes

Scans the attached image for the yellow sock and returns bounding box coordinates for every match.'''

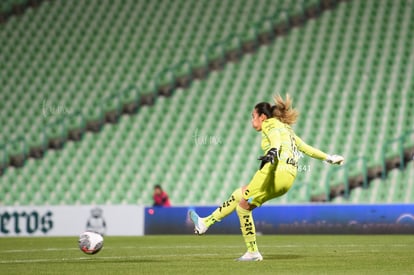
[203,188,242,227]
[236,205,258,252]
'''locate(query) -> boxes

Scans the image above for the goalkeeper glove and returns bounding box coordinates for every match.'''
[258,148,279,165]
[325,154,344,165]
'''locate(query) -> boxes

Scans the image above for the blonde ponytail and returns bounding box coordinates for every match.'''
[272,94,299,125]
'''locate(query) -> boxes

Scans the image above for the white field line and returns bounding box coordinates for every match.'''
[0,243,409,254]
[0,253,221,264]
[1,244,411,265]
[0,248,79,253]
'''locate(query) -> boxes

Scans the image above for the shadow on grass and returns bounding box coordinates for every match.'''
[264,254,303,260]
[71,258,166,264]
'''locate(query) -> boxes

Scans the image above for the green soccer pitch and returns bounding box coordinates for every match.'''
[1,235,413,274]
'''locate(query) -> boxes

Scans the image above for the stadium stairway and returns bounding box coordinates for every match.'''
[320,130,414,202]
[332,161,414,203]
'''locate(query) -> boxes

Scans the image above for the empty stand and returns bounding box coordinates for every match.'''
[332,162,414,203]
[0,0,413,205]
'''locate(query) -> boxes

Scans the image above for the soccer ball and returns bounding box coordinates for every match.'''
[78,231,104,255]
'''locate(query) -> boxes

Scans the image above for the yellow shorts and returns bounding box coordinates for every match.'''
[243,163,296,207]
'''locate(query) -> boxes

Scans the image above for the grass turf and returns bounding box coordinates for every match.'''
[0,235,413,274]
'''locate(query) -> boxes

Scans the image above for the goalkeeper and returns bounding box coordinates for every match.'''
[189,94,344,261]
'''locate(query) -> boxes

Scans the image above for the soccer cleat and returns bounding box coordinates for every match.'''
[188,210,208,235]
[236,251,263,262]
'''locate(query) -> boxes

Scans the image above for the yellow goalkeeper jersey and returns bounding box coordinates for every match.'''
[261,118,327,165]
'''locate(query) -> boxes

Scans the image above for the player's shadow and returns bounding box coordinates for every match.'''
[97,259,163,263]
[264,254,303,260]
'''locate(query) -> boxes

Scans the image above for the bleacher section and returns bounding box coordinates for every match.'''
[332,162,414,203]
[0,0,413,205]
[0,0,297,153]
